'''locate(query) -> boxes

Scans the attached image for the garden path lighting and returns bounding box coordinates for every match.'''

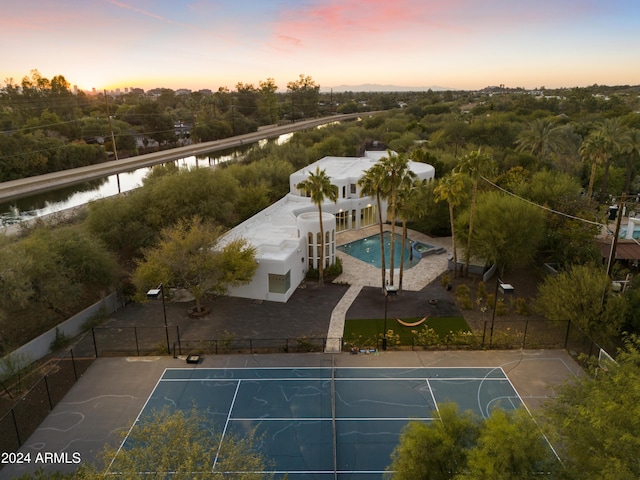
[382,285,398,351]
[489,279,514,347]
[147,284,170,355]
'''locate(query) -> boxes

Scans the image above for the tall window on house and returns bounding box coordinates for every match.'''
[268,271,291,294]
[336,211,348,232]
[361,205,376,226]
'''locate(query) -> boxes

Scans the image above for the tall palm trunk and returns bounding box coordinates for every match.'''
[317,204,324,285]
[449,201,458,279]
[376,192,386,293]
[399,220,407,292]
[389,186,397,286]
[464,180,478,277]
[587,161,597,200]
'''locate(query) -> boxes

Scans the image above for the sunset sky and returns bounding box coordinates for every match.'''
[2,0,639,92]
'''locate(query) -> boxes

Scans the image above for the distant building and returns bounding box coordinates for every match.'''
[219,151,435,302]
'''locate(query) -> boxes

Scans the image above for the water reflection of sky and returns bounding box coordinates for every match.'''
[0,139,277,227]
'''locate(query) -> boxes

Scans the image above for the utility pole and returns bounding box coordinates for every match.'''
[104,90,121,193]
[606,193,625,277]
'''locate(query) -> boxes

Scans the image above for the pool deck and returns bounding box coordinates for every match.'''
[334,225,451,291]
[326,225,451,352]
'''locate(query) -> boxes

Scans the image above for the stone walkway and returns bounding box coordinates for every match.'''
[324,225,451,352]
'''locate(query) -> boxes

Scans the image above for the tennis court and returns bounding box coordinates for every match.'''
[115,365,524,479]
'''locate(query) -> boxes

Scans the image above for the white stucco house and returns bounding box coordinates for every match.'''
[219,151,435,302]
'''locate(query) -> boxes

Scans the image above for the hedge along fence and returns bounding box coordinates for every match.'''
[344,316,610,358]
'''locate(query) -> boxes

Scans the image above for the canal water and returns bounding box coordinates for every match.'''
[0,134,293,227]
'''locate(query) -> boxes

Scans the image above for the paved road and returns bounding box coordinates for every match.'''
[0,112,376,203]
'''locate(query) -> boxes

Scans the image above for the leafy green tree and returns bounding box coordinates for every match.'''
[133,217,257,313]
[388,404,557,479]
[460,409,559,479]
[387,403,480,480]
[17,224,118,318]
[287,74,320,120]
[296,167,338,285]
[512,170,600,266]
[234,82,258,117]
[534,264,624,342]
[456,191,545,273]
[257,78,279,124]
[545,335,640,480]
[75,407,274,479]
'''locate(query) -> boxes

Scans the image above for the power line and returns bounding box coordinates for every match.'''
[480,175,606,229]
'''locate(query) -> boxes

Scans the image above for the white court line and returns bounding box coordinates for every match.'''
[212,379,241,471]
[159,375,513,382]
[106,368,169,473]
[228,417,437,422]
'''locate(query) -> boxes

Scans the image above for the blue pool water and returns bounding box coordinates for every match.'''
[337,232,421,270]
[619,225,640,240]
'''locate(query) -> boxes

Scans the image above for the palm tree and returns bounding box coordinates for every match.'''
[358,163,388,292]
[579,131,608,200]
[379,151,415,287]
[455,149,493,277]
[396,179,429,291]
[297,167,338,285]
[591,118,631,200]
[434,172,466,278]
[624,128,640,194]
[515,117,567,162]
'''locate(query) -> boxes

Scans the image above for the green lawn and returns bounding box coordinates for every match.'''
[343,316,472,347]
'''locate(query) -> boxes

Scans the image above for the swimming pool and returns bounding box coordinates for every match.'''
[337,232,421,270]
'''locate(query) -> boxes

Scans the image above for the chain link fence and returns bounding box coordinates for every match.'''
[0,318,613,454]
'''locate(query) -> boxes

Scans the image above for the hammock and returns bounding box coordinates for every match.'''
[396,316,428,328]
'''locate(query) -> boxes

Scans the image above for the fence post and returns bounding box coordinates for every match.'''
[176,326,182,356]
[564,320,571,349]
[92,328,98,358]
[481,321,487,348]
[11,409,21,445]
[44,376,53,410]
[71,349,78,381]
[134,327,140,356]
[522,320,528,349]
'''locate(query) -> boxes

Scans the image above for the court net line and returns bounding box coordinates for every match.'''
[331,353,338,480]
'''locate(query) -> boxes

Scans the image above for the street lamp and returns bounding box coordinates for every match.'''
[382,285,398,351]
[489,278,514,347]
[147,283,170,355]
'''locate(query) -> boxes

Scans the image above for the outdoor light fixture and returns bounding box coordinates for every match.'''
[147,284,171,355]
[382,285,398,351]
[489,278,514,347]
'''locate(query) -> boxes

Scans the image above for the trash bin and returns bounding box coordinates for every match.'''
[608,206,619,221]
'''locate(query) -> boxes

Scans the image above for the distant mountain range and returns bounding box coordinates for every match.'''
[323,83,452,92]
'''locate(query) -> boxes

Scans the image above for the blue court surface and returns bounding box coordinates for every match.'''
[119,367,523,479]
